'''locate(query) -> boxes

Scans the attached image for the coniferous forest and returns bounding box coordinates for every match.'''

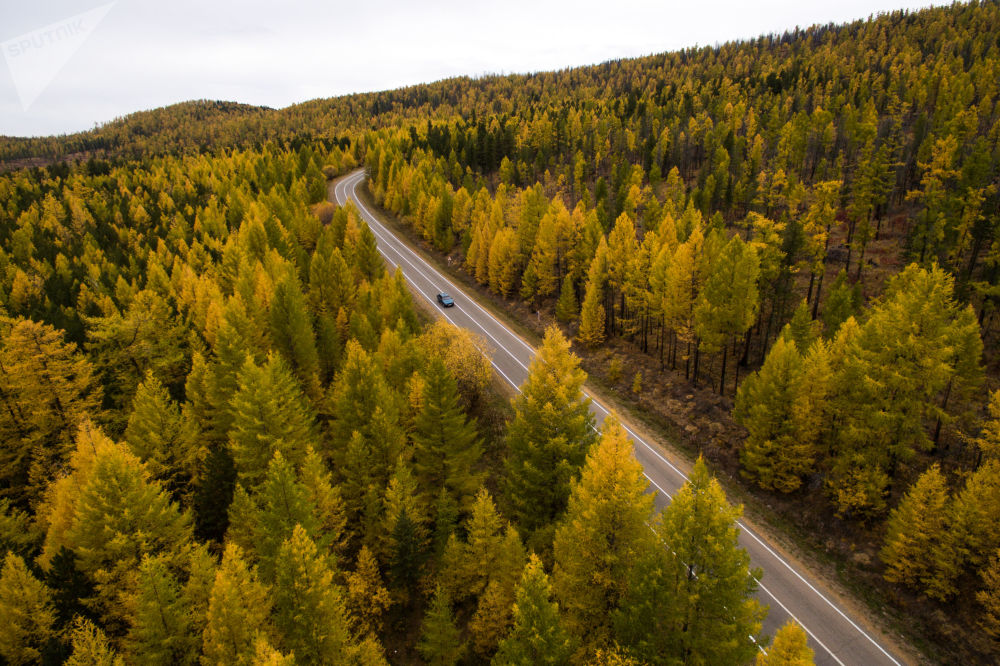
[3,1,1000,663]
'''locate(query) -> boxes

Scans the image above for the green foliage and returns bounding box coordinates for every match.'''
[736,337,827,492]
[411,358,483,513]
[228,353,318,487]
[504,326,596,543]
[201,543,273,665]
[881,463,959,602]
[272,525,354,663]
[552,415,655,652]
[419,586,465,666]
[494,554,575,666]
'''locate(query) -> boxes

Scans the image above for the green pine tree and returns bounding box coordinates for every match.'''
[504,326,596,546]
[125,554,197,665]
[411,358,483,513]
[552,415,655,652]
[494,554,575,666]
[418,586,465,666]
[273,525,355,663]
[656,458,765,664]
[201,543,273,665]
[555,275,578,323]
[228,353,318,487]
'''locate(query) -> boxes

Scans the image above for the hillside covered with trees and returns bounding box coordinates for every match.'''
[3,0,1000,662]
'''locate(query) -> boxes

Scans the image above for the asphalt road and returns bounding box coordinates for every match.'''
[331,169,907,666]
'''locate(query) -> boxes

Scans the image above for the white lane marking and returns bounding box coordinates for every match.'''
[338,176,524,392]
[344,171,537,357]
[340,171,900,666]
[346,175,535,379]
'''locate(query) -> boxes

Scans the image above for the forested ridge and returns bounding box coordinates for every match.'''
[3,0,1000,663]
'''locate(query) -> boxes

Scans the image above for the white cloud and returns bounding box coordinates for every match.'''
[0,0,934,137]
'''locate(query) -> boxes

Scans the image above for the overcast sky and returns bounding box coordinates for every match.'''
[1,0,934,138]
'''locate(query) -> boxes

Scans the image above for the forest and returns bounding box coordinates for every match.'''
[2,0,1000,663]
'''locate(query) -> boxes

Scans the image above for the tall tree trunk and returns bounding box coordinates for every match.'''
[718,343,728,396]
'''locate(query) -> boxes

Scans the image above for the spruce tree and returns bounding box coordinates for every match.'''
[504,326,596,544]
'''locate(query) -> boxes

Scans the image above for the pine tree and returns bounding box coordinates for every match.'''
[881,464,951,591]
[693,234,760,393]
[655,457,765,664]
[440,488,524,604]
[829,264,983,516]
[0,552,57,665]
[230,451,321,581]
[556,275,578,323]
[820,270,859,336]
[228,353,318,487]
[84,289,187,418]
[125,370,199,496]
[346,546,392,638]
[977,549,1000,639]
[299,447,348,557]
[504,326,596,544]
[37,422,193,625]
[0,318,102,504]
[125,554,197,665]
[356,221,385,282]
[489,227,520,297]
[65,618,124,666]
[935,459,1000,599]
[576,275,605,347]
[268,272,321,400]
[576,239,607,347]
[735,337,825,492]
[201,543,273,665]
[411,358,483,513]
[494,554,575,666]
[552,415,654,651]
[273,525,355,663]
[382,458,428,598]
[757,621,814,665]
[418,586,465,666]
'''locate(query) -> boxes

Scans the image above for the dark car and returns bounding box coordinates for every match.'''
[436,292,455,307]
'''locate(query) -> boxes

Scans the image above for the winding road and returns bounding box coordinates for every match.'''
[330,169,908,666]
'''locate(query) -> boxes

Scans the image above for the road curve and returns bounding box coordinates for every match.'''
[330,170,907,666]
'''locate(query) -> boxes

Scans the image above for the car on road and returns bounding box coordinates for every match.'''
[436,292,454,307]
